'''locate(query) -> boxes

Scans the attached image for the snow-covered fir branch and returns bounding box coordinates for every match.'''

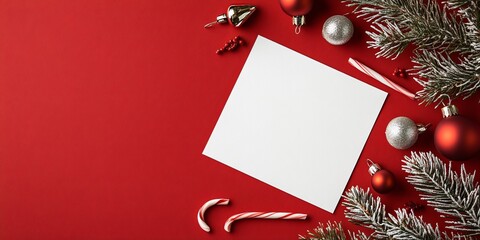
[403,152,480,237]
[342,0,480,104]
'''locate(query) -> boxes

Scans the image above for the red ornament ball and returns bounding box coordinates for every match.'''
[434,115,480,161]
[279,0,313,16]
[371,169,396,194]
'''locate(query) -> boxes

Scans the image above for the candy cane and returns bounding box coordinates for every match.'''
[224,212,307,232]
[197,198,230,232]
[348,58,416,100]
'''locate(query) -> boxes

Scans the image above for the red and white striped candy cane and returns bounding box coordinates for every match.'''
[197,198,230,232]
[348,58,416,100]
[224,212,307,232]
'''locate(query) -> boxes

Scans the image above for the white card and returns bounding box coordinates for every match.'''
[203,36,387,213]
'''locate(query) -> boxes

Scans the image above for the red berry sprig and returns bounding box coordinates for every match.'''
[392,68,408,78]
[404,201,425,212]
[216,36,246,55]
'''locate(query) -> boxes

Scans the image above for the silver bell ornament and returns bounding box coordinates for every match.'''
[204,5,256,28]
[385,116,428,150]
[322,15,354,45]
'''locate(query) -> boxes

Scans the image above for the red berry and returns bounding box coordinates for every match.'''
[393,68,402,76]
[216,36,246,55]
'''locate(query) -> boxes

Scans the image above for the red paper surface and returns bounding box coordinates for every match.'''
[1,0,479,239]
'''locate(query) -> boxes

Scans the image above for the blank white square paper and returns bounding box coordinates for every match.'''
[203,36,387,213]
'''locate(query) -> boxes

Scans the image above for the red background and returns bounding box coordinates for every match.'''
[1,0,479,239]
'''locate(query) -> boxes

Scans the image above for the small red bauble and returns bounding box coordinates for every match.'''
[371,170,396,193]
[367,160,396,194]
[434,105,480,161]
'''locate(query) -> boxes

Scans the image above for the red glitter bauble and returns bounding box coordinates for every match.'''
[279,0,313,16]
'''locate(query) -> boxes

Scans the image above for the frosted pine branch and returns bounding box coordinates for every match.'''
[366,21,411,59]
[342,0,480,104]
[413,51,480,104]
[299,221,369,240]
[344,0,471,55]
[343,186,389,239]
[343,186,443,239]
[385,209,442,240]
[402,152,480,236]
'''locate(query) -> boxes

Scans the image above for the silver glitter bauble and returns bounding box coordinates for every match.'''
[322,15,354,45]
[385,116,427,150]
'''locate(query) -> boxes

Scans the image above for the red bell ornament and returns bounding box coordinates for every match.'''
[434,105,480,161]
[279,0,313,34]
[367,160,396,194]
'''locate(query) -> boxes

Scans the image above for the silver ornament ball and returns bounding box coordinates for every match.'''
[322,15,354,45]
[385,116,419,150]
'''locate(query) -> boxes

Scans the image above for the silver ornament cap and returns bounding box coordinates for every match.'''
[292,15,306,26]
[385,116,427,150]
[367,159,381,176]
[322,15,354,45]
[441,105,459,118]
